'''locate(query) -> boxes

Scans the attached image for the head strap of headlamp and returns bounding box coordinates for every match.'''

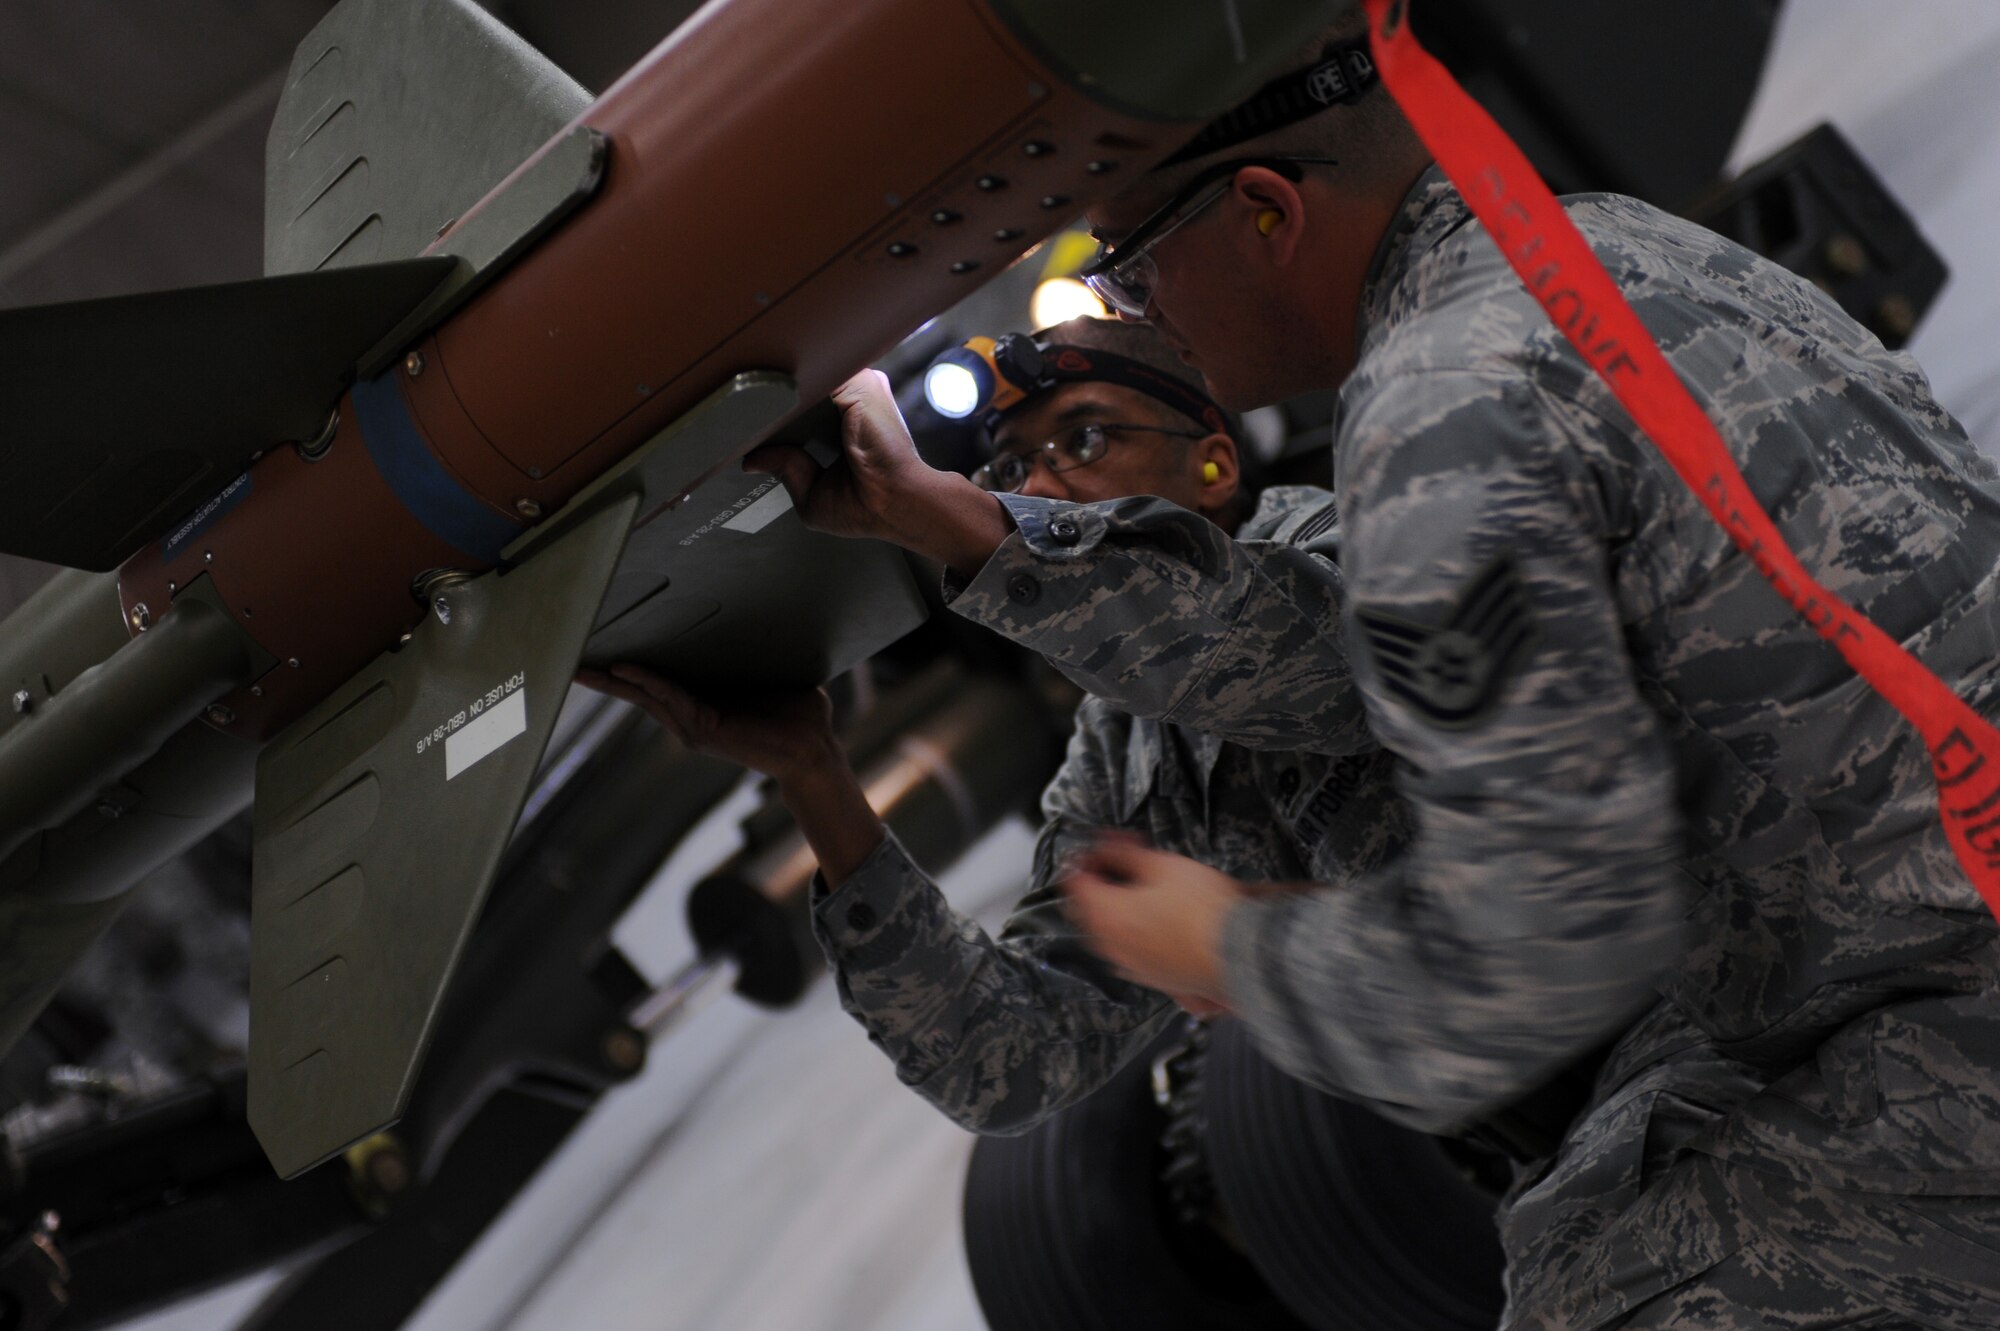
[989,342,1235,441]
[1159,38,1379,169]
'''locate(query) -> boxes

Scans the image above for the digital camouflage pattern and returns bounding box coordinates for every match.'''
[945,485,1374,753]
[954,169,2000,1327]
[813,486,1409,1133]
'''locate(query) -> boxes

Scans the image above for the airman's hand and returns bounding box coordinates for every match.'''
[742,370,1011,576]
[576,664,842,783]
[1060,837,1248,1011]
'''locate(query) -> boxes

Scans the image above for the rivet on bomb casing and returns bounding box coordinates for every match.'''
[204,704,235,727]
[287,658,301,669]
[250,686,263,697]
[129,603,150,632]
[405,350,425,377]
[516,498,543,521]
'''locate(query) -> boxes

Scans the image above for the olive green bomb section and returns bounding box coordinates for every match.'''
[981,0,1358,122]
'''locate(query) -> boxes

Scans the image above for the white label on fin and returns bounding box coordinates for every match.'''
[721,483,792,533]
[446,688,526,779]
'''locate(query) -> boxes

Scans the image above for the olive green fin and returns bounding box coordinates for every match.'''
[246,493,636,1179]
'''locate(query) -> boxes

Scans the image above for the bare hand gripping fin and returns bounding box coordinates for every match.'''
[246,494,637,1180]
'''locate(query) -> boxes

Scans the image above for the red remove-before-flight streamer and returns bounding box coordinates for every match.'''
[1361,0,2000,922]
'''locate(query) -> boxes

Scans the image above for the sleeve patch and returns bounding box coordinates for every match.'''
[1355,554,1539,728]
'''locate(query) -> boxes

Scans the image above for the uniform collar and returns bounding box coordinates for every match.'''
[1352,164,1469,357]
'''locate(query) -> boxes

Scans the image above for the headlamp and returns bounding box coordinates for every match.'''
[921,334,1044,420]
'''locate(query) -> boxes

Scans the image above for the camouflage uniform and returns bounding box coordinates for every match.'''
[949,169,2000,1327]
[811,485,1409,1134]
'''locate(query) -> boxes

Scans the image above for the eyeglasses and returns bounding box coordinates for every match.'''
[971,421,1207,493]
[1079,156,1340,318]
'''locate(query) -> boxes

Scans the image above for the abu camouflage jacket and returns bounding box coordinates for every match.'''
[811,486,1408,1134]
[948,170,2000,1326]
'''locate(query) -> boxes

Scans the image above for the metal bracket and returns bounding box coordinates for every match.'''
[355,126,611,378]
[501,370,801,566]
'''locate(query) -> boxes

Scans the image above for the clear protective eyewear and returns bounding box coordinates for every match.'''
[1079,156,1339,318]
[971,420,1207,493]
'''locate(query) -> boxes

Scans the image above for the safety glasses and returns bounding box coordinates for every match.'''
[1079,156,1339,317]
[971,421,1207,493]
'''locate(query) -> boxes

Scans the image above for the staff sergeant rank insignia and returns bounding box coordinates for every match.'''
[1356,554,1539,728]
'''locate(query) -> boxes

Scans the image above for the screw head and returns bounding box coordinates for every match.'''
[404,350,425,377]
[10,691,30,714]
[515,497,543,521]
[94,799,123,819]
[204,704,235,727]
[601,1027,647,1076]
[128,603,150,632]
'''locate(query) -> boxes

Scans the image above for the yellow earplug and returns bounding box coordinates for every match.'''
[1202,461,1221,483]
[1256,209,1282,236]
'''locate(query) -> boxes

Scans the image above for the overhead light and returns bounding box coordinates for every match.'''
[1031,276,1107,328]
